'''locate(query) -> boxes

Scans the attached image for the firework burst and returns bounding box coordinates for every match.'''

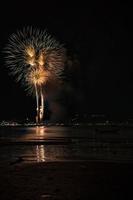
[5,27,66,123]
[5,27,65,88]
[27,68,48,87]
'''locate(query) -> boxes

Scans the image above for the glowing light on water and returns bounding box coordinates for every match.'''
[36,126,46,136]
[36,145,46,162]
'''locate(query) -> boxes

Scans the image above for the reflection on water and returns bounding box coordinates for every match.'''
[0,126,133,163]
[36,126,46,137]
[36,145,45,162]
[17,126,70,141]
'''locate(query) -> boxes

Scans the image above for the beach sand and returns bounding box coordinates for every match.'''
[0,161,133,200]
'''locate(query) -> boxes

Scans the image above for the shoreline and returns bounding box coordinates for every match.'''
[0,160,133,200]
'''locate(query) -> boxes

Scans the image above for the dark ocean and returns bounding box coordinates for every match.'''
[0,125,133,163]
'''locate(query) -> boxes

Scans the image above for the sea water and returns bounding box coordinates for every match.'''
[0,125,133,163]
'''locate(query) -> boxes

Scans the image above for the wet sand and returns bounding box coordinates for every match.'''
[0,161,133,200]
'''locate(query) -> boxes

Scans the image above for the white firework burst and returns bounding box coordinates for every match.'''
[5,27,66,123]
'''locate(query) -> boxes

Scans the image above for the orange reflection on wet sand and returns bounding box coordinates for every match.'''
[36,145,46,162]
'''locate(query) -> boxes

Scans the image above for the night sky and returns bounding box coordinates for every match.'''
[0,1,132,121]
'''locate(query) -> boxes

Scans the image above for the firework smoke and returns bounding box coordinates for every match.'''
[5,27,66,123]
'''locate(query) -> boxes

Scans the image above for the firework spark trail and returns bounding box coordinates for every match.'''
[5,27,65,90]
[5,27,66,123]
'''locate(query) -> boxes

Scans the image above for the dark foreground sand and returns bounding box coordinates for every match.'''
[0,160,133,200]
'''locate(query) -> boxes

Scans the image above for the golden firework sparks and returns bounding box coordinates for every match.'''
[28,67,48,86]
[38,51,45,66]
[26,46,35,66]
[26,46,35,57]
[5,27,66,124]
